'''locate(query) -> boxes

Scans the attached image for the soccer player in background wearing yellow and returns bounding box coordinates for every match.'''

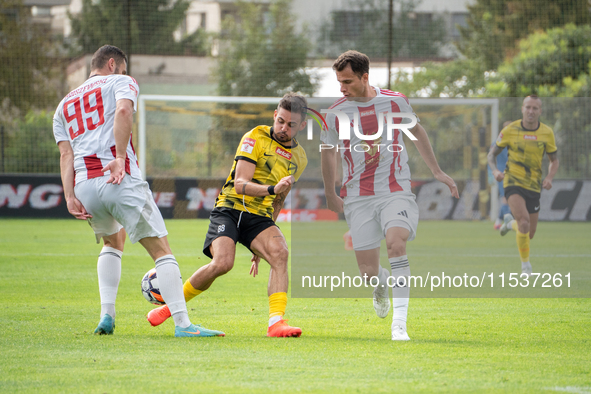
[147,93,308,337]
[488,95,559,276]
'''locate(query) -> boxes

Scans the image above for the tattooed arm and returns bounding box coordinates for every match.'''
[272,185,291,222]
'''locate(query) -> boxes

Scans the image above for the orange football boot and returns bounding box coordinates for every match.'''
[147,305,171,326]
[267,319,302,337]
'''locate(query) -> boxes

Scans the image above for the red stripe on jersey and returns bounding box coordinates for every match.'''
[358,105,380,196]
[389,101,403,192]
[110,145,131,175]
[337,118,354,198]
[341,139,354,198]
[329,97,347,109]
[83,154,104,179]
[129,76,138,84]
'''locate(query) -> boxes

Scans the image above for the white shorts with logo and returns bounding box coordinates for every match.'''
[343,193,419,251]
[74,175,167,244]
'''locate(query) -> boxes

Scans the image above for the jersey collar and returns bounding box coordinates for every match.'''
[521,120,540,132]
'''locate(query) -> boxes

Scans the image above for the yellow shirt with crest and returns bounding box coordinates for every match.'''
[215,126,307,218]
[495,120,557,193]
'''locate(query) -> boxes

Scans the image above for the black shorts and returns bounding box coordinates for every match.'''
[203,207,277,259]
[505,186,541,214]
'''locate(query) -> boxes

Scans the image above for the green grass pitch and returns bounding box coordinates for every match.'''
[0,218,590,393]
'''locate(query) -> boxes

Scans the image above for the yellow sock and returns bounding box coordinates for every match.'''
[516,230,530,263]
[511,220,518,232]
[183,279,203,302]
[269,292,287,324]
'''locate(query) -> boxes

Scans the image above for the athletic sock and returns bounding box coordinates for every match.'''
[516,230,530,263]
[97,246,122,319]
[268,292,287,327]
[389,255,410,331]
[183,279,203,302]
[155,255,191,328]
[510,220,518,232]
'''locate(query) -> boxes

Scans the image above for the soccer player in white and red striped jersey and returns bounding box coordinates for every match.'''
[321,50,459,340]
[53,45,223,338]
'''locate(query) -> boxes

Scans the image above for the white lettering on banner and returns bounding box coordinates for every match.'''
[452,180,480,220]
[570,181,591,221]
[276,210,318,222]
[412,179,591,221]
[153,192,175,208]
[539,180,576,221]
[29,184,63,209]
[0,184,32,208]
[186,187,219,210]
[415,181,454,220]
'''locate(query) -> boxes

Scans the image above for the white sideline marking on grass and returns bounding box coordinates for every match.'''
[545,387,591,394]
[292,253,591,258]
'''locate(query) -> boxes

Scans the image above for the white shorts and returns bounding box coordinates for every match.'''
[74,176,167,244]
[343,193,419,251]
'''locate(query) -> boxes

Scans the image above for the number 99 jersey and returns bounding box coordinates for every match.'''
[52,74,141,184]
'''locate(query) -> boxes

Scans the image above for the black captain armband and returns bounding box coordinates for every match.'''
[267,185,276,195]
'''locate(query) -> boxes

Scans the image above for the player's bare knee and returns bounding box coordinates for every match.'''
[267,243,289,264]
[517,217,530,233]
[103,231,125,252]
[387,240,406,258]
[212,256,234,275]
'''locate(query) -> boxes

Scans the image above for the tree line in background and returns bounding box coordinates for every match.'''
[1,0,590,174]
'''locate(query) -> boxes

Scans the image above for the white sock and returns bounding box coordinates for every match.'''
[522,261,532,271]
[97,246,122,319]
[155,255,191,328]
[269,316,282,327]
[389,255,410,331]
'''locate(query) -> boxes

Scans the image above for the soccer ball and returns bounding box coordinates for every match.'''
[141,268,165,305]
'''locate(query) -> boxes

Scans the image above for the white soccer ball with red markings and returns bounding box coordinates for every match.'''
[141,268,165,305]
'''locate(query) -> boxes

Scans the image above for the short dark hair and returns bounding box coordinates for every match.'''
[90,45,128,71]
[332,50,370,78]
[524,94,542,106]
[278,92,307,121]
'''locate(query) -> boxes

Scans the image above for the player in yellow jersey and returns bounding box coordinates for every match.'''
[147,93,308,337]
[488,95,559,276]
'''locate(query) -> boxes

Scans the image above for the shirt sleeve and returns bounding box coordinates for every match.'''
[495,127,510,149]
[52,104,69,144]
[235,129,263,165]
[394,96,420,124]
[546,129,558,154]
[114,75,139,112]
[293,153,308,182]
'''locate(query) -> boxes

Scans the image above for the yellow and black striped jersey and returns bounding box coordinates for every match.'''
[215,125,308,218]
[496,120,557,193]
